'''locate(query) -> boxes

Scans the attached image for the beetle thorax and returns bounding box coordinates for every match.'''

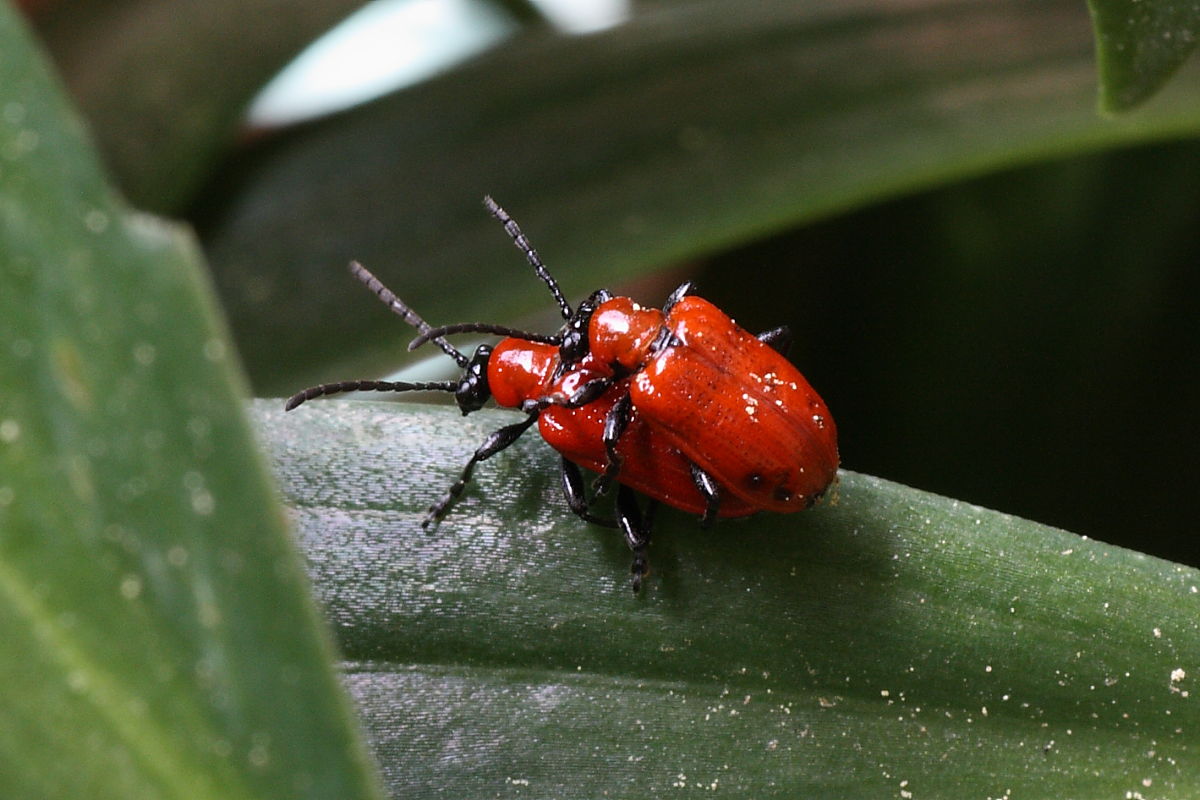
[486,338,559,409]
[589,298,666,372]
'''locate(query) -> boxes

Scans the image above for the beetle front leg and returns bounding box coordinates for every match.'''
[565,375,614,407]
[593,391,633,497]
[616,485,656,593]
[423,413,538,527]
[559,456,616,527]
[689,462,721,526]
[522,375,614,414]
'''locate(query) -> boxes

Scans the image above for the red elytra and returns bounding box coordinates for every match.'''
[588,294,838,513]
[490,342,759,519]
[286,197,839,591]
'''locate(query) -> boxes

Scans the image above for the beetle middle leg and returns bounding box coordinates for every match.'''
[592,391,633,497]
[423,413,538,527]
[559,456,617,528]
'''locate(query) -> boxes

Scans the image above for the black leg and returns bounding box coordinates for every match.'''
[593,391,633,496]
[689,462,721,526]
[559,457,616,527]
[663,281,697,314]
[521,374,615,415]
[616,485,654,592]
[757,325,792,356]
[423,413,538,527]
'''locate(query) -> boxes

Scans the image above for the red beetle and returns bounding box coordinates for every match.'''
[287,197,838,590]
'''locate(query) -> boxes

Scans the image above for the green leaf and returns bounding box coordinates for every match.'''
[203,0,1200,393]
[259,399,1200,798]
[0,5,381,797]
[1088,0,1200,112]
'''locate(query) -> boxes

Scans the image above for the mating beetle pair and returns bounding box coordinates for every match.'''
[286,197,839,591]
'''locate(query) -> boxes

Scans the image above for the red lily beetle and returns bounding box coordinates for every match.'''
[286,197,838,591]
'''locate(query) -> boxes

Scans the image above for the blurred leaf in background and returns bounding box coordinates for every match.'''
[1088,0,1200,111]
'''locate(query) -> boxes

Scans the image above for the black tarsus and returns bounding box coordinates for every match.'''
[484,195,573,320]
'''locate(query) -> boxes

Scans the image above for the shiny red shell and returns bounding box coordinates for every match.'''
[487,293,838,515]
[490,340,747,515]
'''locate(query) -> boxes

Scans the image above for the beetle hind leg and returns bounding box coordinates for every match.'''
[423,413,538,527]
[689,463,721,526]
[616,485,657,592]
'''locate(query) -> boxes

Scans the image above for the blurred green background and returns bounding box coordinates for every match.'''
[30,0,1200,570]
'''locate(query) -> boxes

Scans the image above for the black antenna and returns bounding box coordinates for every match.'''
[484,196,573,320]
[349,260,469,368]
[408,323,559,352]
[285,379,457,411]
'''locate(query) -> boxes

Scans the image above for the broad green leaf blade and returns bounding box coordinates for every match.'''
[204,0,1200,394]
[0,6,381,798]
[1088,0,1200,112]
[34,0,370,212]
[259,399,1200,798]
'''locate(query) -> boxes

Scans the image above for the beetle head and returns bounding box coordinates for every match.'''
[453,344,493,414]
[558,288,613,366]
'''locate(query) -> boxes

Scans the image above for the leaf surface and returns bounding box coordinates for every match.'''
[261,399,1200,798]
